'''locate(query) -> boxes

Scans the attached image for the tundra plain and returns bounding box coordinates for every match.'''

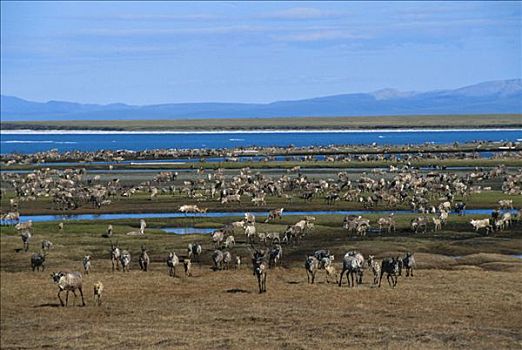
[1,142,522,349]
[1,215,522,349]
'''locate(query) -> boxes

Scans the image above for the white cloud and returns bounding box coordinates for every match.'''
[78,25,281,37]
[261,7,344,20]
[275,30,366,42]
[70,13,219,21]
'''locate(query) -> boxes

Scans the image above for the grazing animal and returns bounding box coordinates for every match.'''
[305,255,320,284]
[402,252,415,277]
[167,252,180,277]
[356,223,369,236]
[139,246,150,272]
[325,192,340,205]
[224,235,235,249]
[106,224,113,237]
[455,202,466,216]
[126,219,147,236]
[367,255,381,285]
[1,211,20,225]
[439,211,449,225]
[411,217,429,233]
[338,252,363,288]
[244,224,256,243]
[265,208,284,223]
[110,242,121,271]
[498,199,513,210]
[432,217,442,231]
[31,252,46,272]
[345,250,365,284]
[470,218,492,234]
[244,212,256,224]
[269,244,283,268]
[187,243,202,261]
[212,230,225,248]
[82,255,91,274]
[183,259,192,276]
[501,212,512,228]
[212,250,224,271]
[514,209,521,223]
[230,220,246,230]
[325,264,338,284]
[314,249,331,262]
[221,194,241,204]
[266,232,281,244]
[93,281,104,306]
[379,257,401,288]
[223,251,233,270]
[120,250,131,272]
[252,249,268,293]
[179,204,206,214]
[343,216,369,236]
[439,201,452,212]
[20,230,31,252]
[15,220,33,232]
[51,271,86,307]
[378,216,396,233]
[41,239,53,251]
[58,222,64,231]
[257,232,267,245]
[493,218,505,231]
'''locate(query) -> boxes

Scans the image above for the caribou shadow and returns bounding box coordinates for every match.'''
[226,288,251,294]
[34,303,61,308]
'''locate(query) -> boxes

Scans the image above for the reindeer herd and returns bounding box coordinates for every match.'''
[4,184,520,305]
[3,190,521,306]
[1,147,521,226]
[1,145,521,307]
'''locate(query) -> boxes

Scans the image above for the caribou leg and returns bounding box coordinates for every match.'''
[338,267,346,287]
[58,290,65,307]
[257,274,262,294]
[79,287,86,306]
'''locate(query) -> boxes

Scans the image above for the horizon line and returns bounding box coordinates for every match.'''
[2,77,520,106]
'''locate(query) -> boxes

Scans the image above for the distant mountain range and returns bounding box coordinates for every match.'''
[1,79,521,121]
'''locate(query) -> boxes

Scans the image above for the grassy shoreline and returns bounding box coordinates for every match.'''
[2,114,522,131]
[3,158,522,171]
[3,189,520,216]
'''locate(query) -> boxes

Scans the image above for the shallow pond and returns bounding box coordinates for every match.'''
[161,227,215,235]
[16,208,515,223]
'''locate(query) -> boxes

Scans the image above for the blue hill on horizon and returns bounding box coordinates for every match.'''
[1,79,521,121]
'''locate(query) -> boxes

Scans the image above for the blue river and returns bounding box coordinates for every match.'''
[1,129,521,154]
[13,208,516,223]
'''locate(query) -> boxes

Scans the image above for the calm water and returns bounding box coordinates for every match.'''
[13,208,514,223]
[1,129,521,154]
[162,227,215,235]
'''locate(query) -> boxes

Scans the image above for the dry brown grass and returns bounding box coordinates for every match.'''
[1,269,522,349]
[1,217,522,349]
[2,258,522,349]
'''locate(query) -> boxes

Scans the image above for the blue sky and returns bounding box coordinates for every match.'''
[1,1,521,104]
